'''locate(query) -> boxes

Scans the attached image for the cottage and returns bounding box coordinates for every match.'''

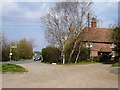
[82,18,115,57]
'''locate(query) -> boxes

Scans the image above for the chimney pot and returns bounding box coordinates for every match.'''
[91,17,97,28]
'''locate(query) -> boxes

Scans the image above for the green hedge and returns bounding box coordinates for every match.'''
[42,46,90,64]
[66,47,90,63]
[64,37,90,63]
[42,46,61,64]
[42,38,90,64]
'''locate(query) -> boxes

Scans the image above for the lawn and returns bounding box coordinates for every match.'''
[1,64,28,73]
[112,62,120,67]
[76,61,98,64]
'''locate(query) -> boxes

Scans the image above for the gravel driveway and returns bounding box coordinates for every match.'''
[2,61,119,88]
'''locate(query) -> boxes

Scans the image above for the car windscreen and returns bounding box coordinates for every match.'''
[34,55,40,58]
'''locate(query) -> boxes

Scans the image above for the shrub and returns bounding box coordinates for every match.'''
[2,39,33,61]
[99,53,111,62]
[64,36,90,63]
[2,45,10,61]
[65,46,90,63]
[78,47,90,62]
[93,56,100,62]
[42,46,61,64]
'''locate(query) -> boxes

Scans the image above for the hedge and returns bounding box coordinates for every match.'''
[42,46,61,64]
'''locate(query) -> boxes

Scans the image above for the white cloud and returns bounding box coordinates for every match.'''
[2,0,120,2]
[23,11,41,20]
[2,2,22,17]
[2,1,118,27]
[22,3,50,20]
[93,0,119,2]
[2,2,51,21]
[2,0,60,2]
[0,0,2,27]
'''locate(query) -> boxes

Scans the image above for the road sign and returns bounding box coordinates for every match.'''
[11,45,17,48]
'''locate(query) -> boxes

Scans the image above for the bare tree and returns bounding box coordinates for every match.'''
[41,1,93,64]
[68,1,93,63]
[74,13,92,63]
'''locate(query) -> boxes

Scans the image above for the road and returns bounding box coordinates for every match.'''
[2,61,119,88]
[1,59,34,64]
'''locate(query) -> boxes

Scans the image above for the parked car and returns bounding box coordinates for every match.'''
[33,55,43,61]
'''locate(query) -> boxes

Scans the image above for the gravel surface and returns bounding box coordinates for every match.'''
[2,61,119,88]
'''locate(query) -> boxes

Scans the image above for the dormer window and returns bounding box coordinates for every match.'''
[86,42,89,48]
[90,42,93,48]
[86,42,93,48]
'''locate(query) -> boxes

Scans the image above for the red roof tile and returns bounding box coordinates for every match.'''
[82,27,113,43]
[91,43,112,52]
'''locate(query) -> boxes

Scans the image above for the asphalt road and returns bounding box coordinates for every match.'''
[1,59,34,64]
[2,61,119,88]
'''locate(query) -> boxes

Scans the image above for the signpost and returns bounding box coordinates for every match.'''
[9,45,17,64]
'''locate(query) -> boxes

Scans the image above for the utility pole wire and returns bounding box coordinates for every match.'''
[3,16,41,22]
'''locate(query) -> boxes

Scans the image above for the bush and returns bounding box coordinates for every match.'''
[93,56,100,62]
[2,39,33,61]
[2,46,10,61]
[78,48,90,61]
[42,46,61,64]
[64,37,90,63]
[99,53,111,62]
[65,46,90,63]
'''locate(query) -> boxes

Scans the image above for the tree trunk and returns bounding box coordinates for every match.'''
[75,41,83,63]
[68,40,78,63]
[61,45,65,64]
[75,46,81,63]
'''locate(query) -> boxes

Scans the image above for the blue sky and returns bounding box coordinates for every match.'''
[1,1,119,51]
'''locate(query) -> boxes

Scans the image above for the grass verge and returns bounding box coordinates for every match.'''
[1,64,28,73]
[76,61,97,64]
[59,61,98,66]
[112,62,120,67]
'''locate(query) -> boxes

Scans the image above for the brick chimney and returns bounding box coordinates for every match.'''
[91,17,97,28]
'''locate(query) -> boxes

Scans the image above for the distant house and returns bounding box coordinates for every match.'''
[81,18,115,57]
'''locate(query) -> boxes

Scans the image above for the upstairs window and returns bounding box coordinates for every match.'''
[86,42,93,48]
